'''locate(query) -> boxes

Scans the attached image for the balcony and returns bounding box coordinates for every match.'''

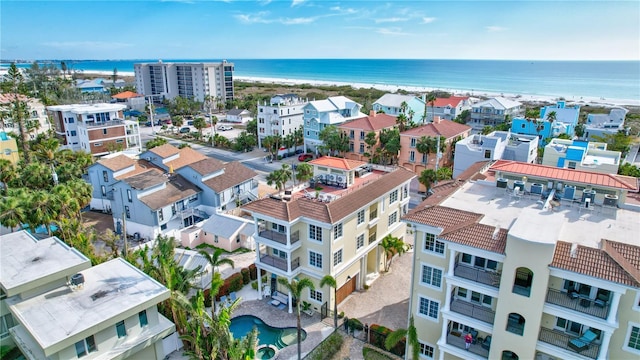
[445,332,489,358]
[450,299,495,324]
[368,232,377,245]
[545,289,609,319]
[257,227,300,246]
[83,119,124,128]
[259,255,300,272]
[538,327,599,359]
[454,264,501,288]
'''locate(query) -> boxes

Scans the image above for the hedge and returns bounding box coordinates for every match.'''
[248,264,258,280]
[369,324,405,357]
[304,331,343,360]
[241,268,250,284]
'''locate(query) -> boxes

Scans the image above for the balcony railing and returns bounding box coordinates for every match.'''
[538,327,599,359]
[257,228,300,245]
[445,332,489,358]
[368,233,377,244]
[450,299,496,324]
[181,208,209,220]
[259,255,300,272]
[545,289,609,319]
[369,210,378,221]
[453,264,501,288]
[83,119,124,128]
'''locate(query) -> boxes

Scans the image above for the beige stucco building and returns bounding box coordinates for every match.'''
[402,161,640,360]
[243,157,415,315]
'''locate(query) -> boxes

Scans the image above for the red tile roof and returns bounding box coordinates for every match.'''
[456,160,492,181]
[308,156,367,171]
[111,91,143,99]
[403,205,482,233]
[440,224,508,254]
[431,96,468,108]
[551,241,639,287]
[490,160,639,191]
[339,113,397,131]
[401,120,471,139]
[0,93,29,104]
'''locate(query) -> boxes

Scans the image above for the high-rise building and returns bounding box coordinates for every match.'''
[257,94,306,149]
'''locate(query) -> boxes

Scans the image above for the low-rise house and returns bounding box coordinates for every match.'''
[243,157,415,314]
[47,103,142,156]
[403,161,639,360]
[399,118,471,179]
[372,93,425,122]
[0,93,51,138]
[75,78,108,93]
[511,101,581,143]
[303,96,365,154]
[112,91,146,112]
[453,131,538,178]
[0,231,174,360]
[257,94,306,148]
[225,108,252,123]
[181,212,255,252]
[469,97,522,131]
[0,131,19,165]
[584,108,629,141]
[339,111,397,161]
[426,96,472,122]
[542,139,621,174]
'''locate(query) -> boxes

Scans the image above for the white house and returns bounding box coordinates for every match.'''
[225,108,252,123]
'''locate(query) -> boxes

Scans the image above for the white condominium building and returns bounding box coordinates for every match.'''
[134,60,234,102]
[257,94,306,148]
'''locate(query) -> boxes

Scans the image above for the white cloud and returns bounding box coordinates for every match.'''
[234,11,271,24]
[258,0,272,4]
[422,17,436,24]
[376,27,412,36]
[330,6,356,14]
[291,0,304,7]
[375,17,406,23]
[42,41,133,50]
[486,25,507,32]
[281,17,315,25]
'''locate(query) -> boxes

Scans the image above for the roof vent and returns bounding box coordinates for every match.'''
[70,273,85,290]
[570,243,579,258]
[492,226,501,240]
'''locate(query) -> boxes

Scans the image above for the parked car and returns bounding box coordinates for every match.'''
[298,154,313,162]
[218,125,233,131]
[295,149,304,155]
[144,120,161,127]
[187,120,194,126]
[179,127,190,134]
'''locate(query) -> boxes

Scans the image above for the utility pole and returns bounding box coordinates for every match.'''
[148,96,155,134]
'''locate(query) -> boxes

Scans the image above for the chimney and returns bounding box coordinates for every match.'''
[570,243,578,258]
[433,116,441,124]
[492,225,500,240]
[369,110,376,117]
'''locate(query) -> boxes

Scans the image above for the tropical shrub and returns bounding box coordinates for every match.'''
[241,268,250,284]
[248,263,258,280]
[306,331,344,360]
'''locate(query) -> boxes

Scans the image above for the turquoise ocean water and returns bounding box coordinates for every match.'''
[4,59,639,101]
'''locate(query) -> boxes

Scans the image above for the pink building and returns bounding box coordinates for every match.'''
[338,111,397,162]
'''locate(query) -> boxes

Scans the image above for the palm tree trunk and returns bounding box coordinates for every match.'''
[334,288,338,329]
[297,309,302,360]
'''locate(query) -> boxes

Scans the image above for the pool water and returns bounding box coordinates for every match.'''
[229,315,306,349]
[256,346,276,360]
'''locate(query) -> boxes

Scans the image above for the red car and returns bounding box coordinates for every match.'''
[298,154,313,162]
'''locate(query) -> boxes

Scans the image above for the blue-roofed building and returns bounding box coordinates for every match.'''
[75,78,108,93]
[511,101,581,144]
[303,96,365,153]
[541,138,621,174]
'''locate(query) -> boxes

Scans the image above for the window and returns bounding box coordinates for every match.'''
[101,185,106,197]
[139,310,148,327]
[484,149,491,159]
[127,189,132,202]
[309,251,322,269]
[389,190,398,203]
[103,170,108,182]
[333,249,343,266]
[0,313,15,339]
[410,138,417,147]
[349,142,354,152]
[568,161,577,169]
[359,143,365,154]
[357,210,365,225]
[388,211,397,225]
[158,209,164,221]
[68,117,75,123]
[70,130,77,136]
[356,234,364,250]
[512,267,533,297]
[333,223,343,239]
[421,265,442,288]
[103,129,108,135]
[421,153,427,164]
[124,206,130,219]
[310,289,322,302]
[626,324,640,353]
[75,335,97,357]
[418,342,434,358]
[506,313,525,336]
[94,142,102,147]
[409,151,415,162]
[349,130,354,139]
[272,248,287,259]
[271,223,285,233]
[116,320,127,338]
[418,297,439,320]
[309,225,322,242]
[424,233,445,255]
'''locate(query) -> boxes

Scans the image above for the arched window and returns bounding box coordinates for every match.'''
[501,350,519,359]
[512,267,533,297]
[506,313,525,335]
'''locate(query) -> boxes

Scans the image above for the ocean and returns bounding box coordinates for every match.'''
[4,59,639,101]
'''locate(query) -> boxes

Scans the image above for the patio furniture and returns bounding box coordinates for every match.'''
[469,329,479,344]
[272,291,288,305]
[567,289,579,299]
[230,292,238,302]
[220,295,228,304]
[568,329,598,352]
[263,285,271,297]
[481,335,491,351]
[595,293,609,308]
[270,299,281,307]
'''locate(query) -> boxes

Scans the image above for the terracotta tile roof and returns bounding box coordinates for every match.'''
[431,96,468,108]
[148,144,181,158]
[490,160,639,191]
[122,168,166,189]
[243,167,415,223]
[403,205,482,233]
[440,224,508,254]
[165,147,208,170]
[602,240,640,284]
[338,113,397,131]
[111,91,143,99]
[139,174,201,211]
[203,161,257,192]
[188,158,225,176]
[400,120,471,139]
[0,93,29,104]
[308,156,367,171]
[97,154,136,172]
[551,241,639,287]
[410,180,463,208]
[456,160,493,181]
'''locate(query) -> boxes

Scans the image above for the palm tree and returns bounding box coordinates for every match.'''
[198,248,234,315]
[25,190,57,235]
[319,275,338,329]
[0,159,16,193]
[293,127,304,152]
[427,93,437,123]
[283,133,295,155]
[364,131,378,162]
[546,110,557,125]
[379,234,408,272]
[385,316,419,360]
[266,164,292,194]
[5,64,32,162]
[419,169,438,194]
[0,195,26,231]
[416,136,434,167]
[436,167,453,181]
[295,163,314,184]
[277,277,315,360]
[396,113,409,132]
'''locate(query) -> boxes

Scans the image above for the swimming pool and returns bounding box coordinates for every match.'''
[229,315,306,350]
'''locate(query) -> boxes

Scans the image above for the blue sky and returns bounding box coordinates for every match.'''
[2,0,639,60]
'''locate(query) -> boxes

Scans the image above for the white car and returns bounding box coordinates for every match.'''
[218,125,233,131]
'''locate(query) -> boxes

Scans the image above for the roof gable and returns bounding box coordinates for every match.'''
[339,113,397,131]
[401,120,471,139]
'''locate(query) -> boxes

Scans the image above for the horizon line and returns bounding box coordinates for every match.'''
[2,58,640,63]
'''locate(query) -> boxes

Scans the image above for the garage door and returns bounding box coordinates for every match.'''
[336,275,357,304]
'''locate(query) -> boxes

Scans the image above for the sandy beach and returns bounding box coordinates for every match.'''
[81,70,639,108]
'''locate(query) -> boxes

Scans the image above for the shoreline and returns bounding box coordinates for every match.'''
[80,70,639,107]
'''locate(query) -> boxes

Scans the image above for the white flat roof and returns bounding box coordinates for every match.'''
[7,258,169,351]
[47,103,126,114]
[583,154,617,165]
[0,231,90,295]
[440,182,640,248]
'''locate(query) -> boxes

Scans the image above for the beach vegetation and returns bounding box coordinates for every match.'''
[145,137,168,149]
[246,118,258,138]
[164,96,202,117]
[262,134,282,159]
[193,116,207,137]
[319,275,338,329]
[619,163,640,178]
[592,131,632,155]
